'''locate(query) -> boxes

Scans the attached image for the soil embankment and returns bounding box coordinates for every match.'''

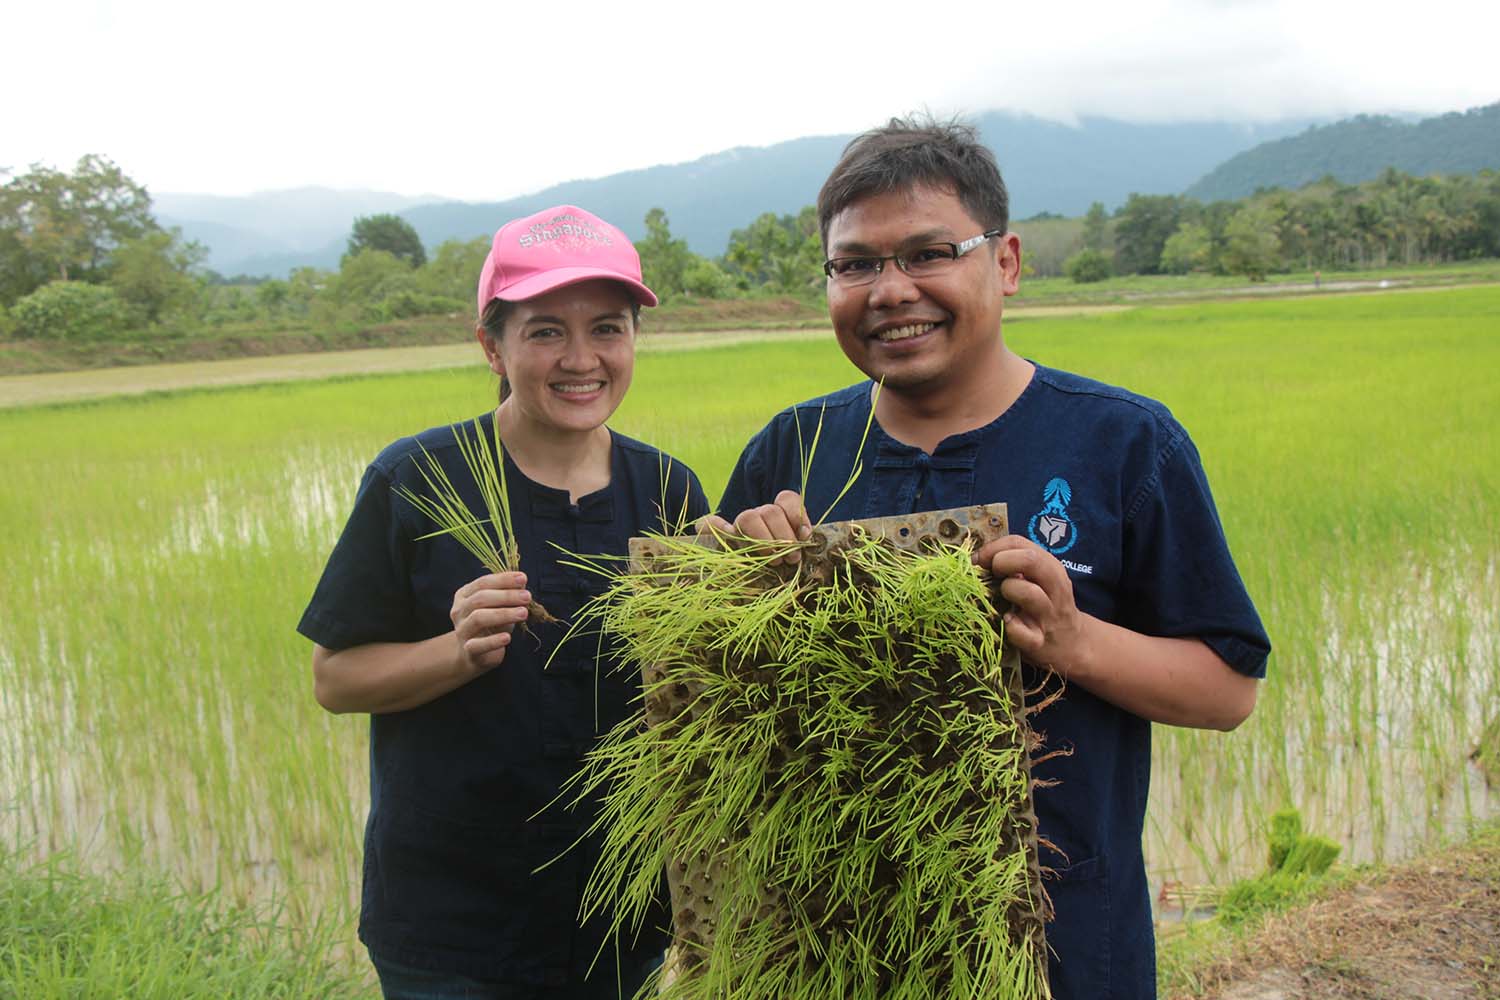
[1171,829,1499,999]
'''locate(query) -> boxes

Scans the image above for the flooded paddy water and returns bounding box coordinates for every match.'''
[2,289,1496,962]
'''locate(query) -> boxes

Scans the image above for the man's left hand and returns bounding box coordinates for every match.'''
[974,534,1094,675]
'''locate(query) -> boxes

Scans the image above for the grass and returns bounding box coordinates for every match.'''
[0,284,1496,988]
[0,842,365,999]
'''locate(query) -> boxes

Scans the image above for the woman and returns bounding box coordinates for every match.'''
[299,205,707,999]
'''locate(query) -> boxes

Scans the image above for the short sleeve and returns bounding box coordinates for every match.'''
[297,462,418,650]
[1119,432,1270,678]
[717,430,770,520]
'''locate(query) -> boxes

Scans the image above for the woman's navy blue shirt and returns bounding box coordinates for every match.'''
[298,412,709,988]
[718,367,1270,1000]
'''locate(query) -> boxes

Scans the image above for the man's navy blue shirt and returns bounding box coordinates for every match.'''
[299,412,709,990]
[718,366,1270,1000]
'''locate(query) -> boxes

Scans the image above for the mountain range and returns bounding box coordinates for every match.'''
[158,104,1498,278]
[1186,103,1500,202]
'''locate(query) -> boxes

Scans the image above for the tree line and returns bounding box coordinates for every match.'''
[4,156,1499,342]
[1042,168,1500,283]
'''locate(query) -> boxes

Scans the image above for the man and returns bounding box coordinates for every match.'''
[712,117,1270,998]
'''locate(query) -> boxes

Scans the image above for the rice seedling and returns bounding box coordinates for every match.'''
[569,505,1050,1000]
[391,414,554,623]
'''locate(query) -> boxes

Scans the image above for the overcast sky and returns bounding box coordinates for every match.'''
[5,0,1497,201]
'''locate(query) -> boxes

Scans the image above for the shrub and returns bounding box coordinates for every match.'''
[11,281,130,341]
[1064,248,1112,283]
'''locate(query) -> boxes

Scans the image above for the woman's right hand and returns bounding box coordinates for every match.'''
[450,571,530,674]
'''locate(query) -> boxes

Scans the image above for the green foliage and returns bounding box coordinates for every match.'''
[330,248,422,321]
[108,229,206,325]
[1221,201,1285,280]
[681,258,733,299]
[345,213,426,268]
[1159,222,1213,274]
[11,280,130,341]
[0,845,362,998]
[1112,193,1187,275]
[254,279,290,317]
[1064,247,1112,283]
[0,155,157,306]
[418,237,489,310]
[1082,201,1110,251]
[637,208,697,300]
[725,207,823,297]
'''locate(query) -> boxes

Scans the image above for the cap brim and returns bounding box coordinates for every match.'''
[491,266,658,309]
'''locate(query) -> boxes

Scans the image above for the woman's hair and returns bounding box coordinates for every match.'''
[477,293,642,404]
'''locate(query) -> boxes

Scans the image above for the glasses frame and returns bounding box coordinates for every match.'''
[822,229,1004,284]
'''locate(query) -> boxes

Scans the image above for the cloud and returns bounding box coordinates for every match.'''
[3,0,1496,198]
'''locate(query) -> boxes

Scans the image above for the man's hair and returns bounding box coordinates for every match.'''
[816,115,1009,249]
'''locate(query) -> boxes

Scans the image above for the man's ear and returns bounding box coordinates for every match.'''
[997,232,1023,296]
[476,327,505,376]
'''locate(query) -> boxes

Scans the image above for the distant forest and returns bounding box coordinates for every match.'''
[3,154,1499,343]
[1187,103,1500,202]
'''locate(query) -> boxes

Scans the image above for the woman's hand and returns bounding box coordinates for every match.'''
[450,571,530,674]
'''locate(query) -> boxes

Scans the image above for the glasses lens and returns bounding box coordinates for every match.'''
[827,258,880,284]
[901,244,959,276]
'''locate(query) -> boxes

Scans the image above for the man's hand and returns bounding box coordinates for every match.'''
[974,534,1092,675]
[973,533,1257,730]
[699,490,812,565]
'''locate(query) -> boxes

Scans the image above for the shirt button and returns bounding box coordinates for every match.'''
[915,452,931,468]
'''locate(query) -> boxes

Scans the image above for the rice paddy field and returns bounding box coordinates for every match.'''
[1,285,1497,984]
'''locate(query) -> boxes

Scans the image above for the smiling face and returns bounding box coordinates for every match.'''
[825,184,1021,400]
[479,279,636,437]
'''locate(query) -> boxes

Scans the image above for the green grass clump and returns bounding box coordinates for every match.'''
[572,527,1048,1000]
[0,845,364,999]
[1217,809,1342,927]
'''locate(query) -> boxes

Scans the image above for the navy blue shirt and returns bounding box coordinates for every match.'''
[299,412,709,990]
[719,367,1270,1000]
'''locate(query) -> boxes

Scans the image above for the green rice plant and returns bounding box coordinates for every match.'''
[0,843,365,999]
[569,521,1049,1000]
[391,415,554,623]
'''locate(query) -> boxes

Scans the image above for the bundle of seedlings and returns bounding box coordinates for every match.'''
[393,416,554,624]
[569,505,1051,1000]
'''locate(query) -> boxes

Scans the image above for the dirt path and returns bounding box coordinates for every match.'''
[1170,830,1500,1000]
[0,327,832,410]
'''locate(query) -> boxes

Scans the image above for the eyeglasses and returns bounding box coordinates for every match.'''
[822,230,1003,286]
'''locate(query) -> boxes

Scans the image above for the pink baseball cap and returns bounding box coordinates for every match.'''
[476,204,657,314]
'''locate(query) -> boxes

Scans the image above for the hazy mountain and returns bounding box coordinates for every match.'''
[154,187,451,275]
[1185,102,1500,202]
[400,113,1316,261]
[169,113,1325,277]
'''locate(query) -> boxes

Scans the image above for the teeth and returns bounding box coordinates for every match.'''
[875,323,933,342]
[554,381,603,394]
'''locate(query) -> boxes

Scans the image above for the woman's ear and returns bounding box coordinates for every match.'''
[476,327,505,377]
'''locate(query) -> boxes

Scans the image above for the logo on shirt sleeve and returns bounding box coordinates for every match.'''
[1027,477,1079,555]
